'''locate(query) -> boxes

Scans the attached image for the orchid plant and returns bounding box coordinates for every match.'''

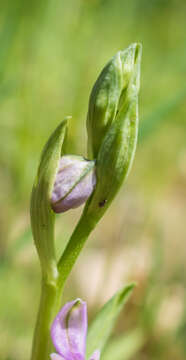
[30,43,142,360]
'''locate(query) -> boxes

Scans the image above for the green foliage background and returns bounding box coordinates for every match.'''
[0,0,186,359]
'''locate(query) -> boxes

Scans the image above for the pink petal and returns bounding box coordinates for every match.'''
[51,299,87,360]
[50,354,64,360]
[89,350,100,360]
[51,156,96,213]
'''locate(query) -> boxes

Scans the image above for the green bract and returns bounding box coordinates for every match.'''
[85,43,142,224]
[30,119,68,282]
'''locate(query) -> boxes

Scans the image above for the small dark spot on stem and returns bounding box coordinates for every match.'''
[99,199,107,207]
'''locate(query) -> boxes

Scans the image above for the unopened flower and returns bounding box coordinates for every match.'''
[50,299,100,360]
[51,156,96,213]
[85,43,142,222]
[87,43,141,159]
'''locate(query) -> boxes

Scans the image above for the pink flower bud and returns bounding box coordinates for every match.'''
[51,155,96,213]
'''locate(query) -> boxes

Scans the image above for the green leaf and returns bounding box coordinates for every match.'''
[86,283,135,357]
[30,119,68,283]
[102,329,145,360]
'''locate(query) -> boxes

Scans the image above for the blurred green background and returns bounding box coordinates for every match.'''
[0,0,186,359]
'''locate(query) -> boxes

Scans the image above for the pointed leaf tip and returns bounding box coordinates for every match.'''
[30,119,68,280]
[87,283,135,357]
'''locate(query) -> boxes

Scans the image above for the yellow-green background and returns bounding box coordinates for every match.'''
[0,0,186,359]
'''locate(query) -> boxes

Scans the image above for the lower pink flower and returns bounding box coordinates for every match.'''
[50,299,100,360]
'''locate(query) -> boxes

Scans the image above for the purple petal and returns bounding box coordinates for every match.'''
[50,354,65,360]
[51,299,87,360]
[51,156,96,213]
[57,169,96,213]
[89,350,100,360]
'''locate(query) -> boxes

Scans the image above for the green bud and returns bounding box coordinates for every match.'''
[87,43,141,159]
[85,43,142,223]
[30,119,68,283]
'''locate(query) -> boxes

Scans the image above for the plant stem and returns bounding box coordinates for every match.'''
[30,279,61,360]
[57,210,95,289]
[31,210,96,360]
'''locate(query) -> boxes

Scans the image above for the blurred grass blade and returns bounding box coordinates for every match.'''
[102,329,145,360]
[9,228,32,255]
[0,17,19,79]
[86,283,135,357]
[139,87,186,142]
[0,228,32,276]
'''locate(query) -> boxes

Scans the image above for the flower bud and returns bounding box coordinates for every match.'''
[87,43,141,159]
[51,155,96,213]
[84,43,142,223]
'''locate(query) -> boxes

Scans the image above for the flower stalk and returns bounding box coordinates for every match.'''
[31,281,60,360]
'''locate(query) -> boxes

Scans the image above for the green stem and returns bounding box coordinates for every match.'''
[57,210,96,289]
[31,209,97,360]
[30,279,61,360]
